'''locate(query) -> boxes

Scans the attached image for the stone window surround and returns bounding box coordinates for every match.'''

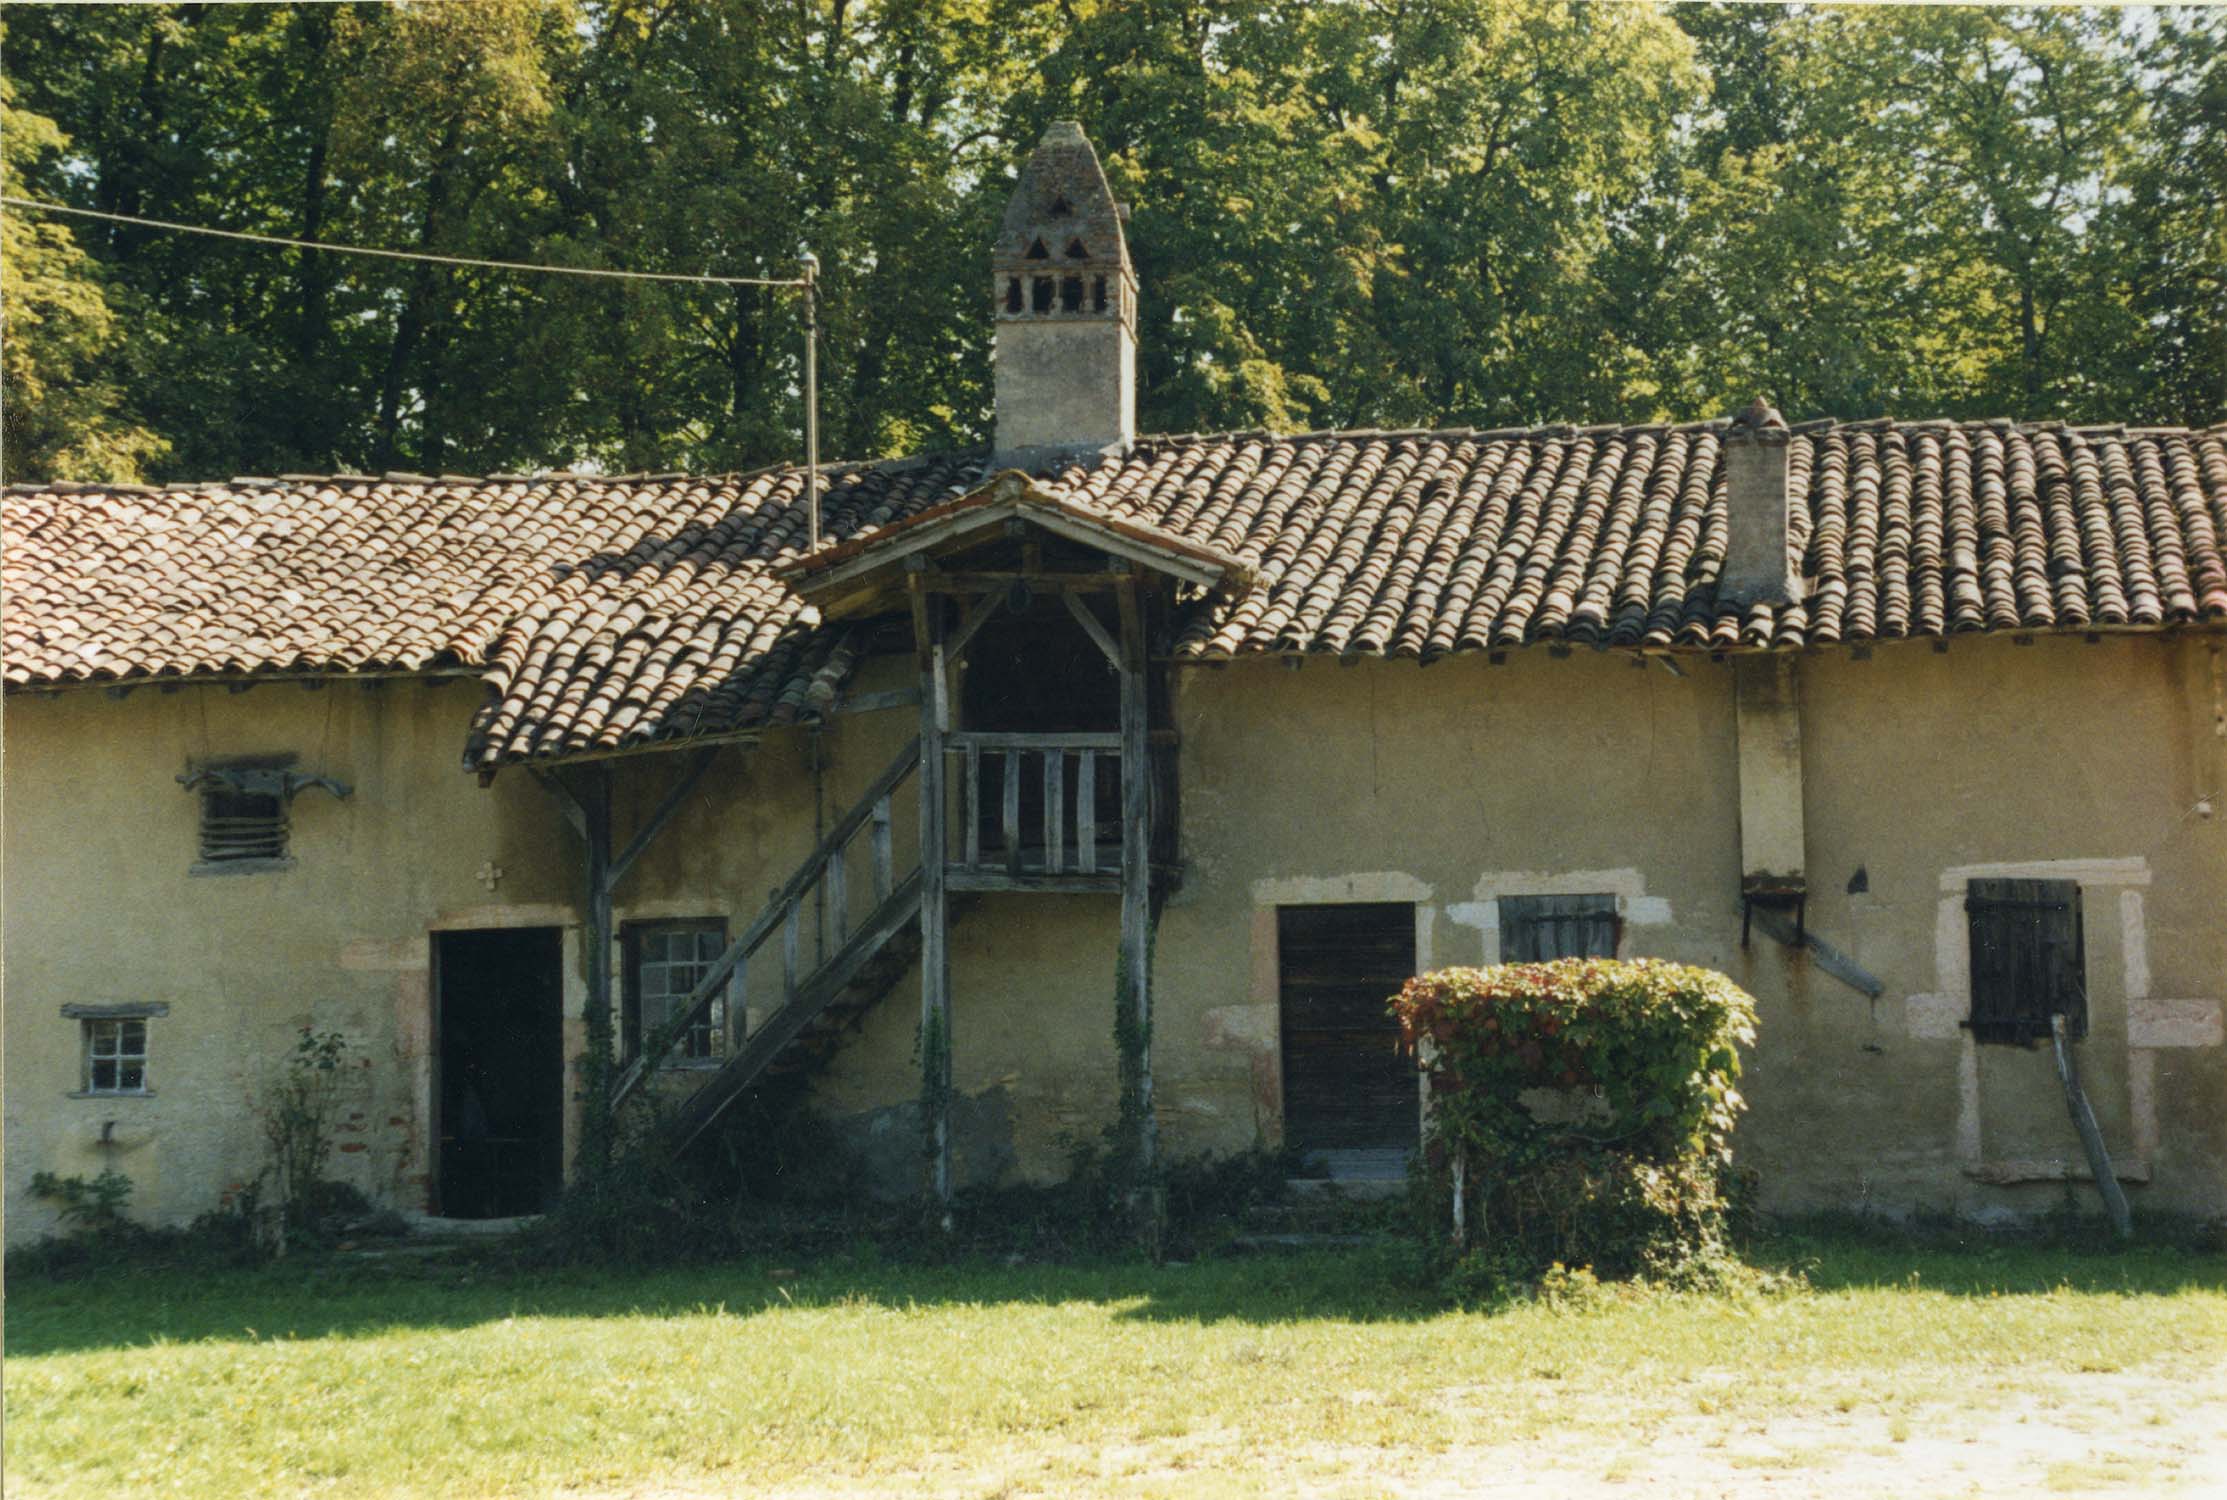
[1905,857,2224,1185]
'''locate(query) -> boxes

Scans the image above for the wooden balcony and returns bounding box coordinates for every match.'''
[946,731,1126,892]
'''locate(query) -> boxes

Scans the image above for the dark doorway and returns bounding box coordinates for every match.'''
[1279,903,1420,1176]
[435,927,565,1218]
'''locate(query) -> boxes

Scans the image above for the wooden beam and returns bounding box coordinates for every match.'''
[946,730,1122,751]
[919,609,954,1212]
[1116,578,1156,1179]
[946,588,1006,664]
[607,746,719,889]
[922,569,1126,593]
[1062,590,1125,670]
[947,870,1121,894]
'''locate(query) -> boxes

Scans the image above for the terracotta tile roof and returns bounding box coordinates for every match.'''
[1,457,984,768]
[1050,419,2227,658]
[6,418,2223,769]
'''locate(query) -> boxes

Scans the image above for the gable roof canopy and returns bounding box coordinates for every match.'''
[5,419,2223,772]
[781,470,1252,622]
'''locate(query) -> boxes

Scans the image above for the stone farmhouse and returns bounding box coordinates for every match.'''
[5,124,2224,1239]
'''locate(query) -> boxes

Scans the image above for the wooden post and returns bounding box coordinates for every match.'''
[1117,578,1156,1182]
[916,579,954,1213]
[2052,1014,2133,1239]
[579,764,616,1174]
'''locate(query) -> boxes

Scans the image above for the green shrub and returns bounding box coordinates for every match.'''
[1392,958,1758,1289]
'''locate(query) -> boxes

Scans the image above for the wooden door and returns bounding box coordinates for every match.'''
[1278,903,1419,1169]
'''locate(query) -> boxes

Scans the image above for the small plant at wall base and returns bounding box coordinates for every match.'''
[1392,959,1758,1293]
[260,1026,350,1234]
[29,1167,135,1235]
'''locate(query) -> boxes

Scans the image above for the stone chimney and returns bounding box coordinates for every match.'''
[992,121,1135,464]
[1719,398,1799,607]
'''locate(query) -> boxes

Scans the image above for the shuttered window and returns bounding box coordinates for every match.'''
[1966,878,2085,1044]
[198,780,289,865]
[1498,894,1620,962]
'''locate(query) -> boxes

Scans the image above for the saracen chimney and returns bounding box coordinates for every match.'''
[991,122,1136,464]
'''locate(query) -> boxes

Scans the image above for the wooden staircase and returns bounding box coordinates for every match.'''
[611,737,930,1156]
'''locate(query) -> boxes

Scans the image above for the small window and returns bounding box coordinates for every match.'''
[624,920,729,1064]
[199,780,288,865]
[82,1018,149,1095]
[1031,276,1054,314]
[1966,878,2085,1044]
[1025,236,1050,260]
[1048,194,1072,217]
[1004,276,1022,313]
[1092,275,1108,313]
[1498,894,1619,961]
[1064,237,1089,260]
[1060,275,1084,312]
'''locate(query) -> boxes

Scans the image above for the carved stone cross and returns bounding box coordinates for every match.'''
[475,860,503,893]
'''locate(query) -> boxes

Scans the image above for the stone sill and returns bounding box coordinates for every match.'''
[1963,1156,2150,1186]
[189,857,296,878]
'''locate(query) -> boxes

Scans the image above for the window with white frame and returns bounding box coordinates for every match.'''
[623,920,729,1064]
[81,1017,150,1095]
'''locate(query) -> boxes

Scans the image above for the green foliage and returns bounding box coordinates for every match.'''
[17,1169,269,1280]
[1,3,2215,485]
[29,1168,136,1235]
[0,62,167,482]
[1393,958,1758,1286]
[258,1027,350,1220]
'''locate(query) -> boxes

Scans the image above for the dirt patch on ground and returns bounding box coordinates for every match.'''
[585,1362,2227,1500]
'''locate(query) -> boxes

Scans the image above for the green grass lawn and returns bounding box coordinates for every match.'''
[6,1235,2225,1498]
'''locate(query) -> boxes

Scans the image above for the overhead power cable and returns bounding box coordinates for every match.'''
[0,195,809,288]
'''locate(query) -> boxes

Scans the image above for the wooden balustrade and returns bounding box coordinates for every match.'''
[610,736,921,1107]
[945,731,1123,890]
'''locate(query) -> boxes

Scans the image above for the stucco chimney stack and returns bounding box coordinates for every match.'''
[991,121,1136,464]
[1720,398,1799,607]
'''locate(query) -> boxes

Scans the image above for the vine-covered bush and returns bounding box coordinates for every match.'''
[1392,958,1758,1287]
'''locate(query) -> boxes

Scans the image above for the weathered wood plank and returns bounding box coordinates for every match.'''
[947,869,1121,894]
[1004,749,1023,876]
[871,794,894,903]
[920,627,954,1210]
[782,898,801,1002]
[608,746,719,888]
[964,742,982,869]
[945,730,1122,751]
[1077,751,1098,874]
[1062,589,1125,669]
[947,588,1006,662]
[2053,1014,2133,1239]
[1117,577,1156,1176]
[1045,750,1064,874]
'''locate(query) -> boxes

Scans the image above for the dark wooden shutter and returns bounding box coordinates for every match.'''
[1498,894,1620,961]
[1965,878,2085,1044]
[1278,903,1419,1156]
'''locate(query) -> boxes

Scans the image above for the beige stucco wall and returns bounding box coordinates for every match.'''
[6,631,2222,1241]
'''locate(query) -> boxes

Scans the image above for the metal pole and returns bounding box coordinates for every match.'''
[801,251,820,550]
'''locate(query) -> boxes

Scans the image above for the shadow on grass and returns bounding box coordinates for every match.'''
[9,1229,2224,1359]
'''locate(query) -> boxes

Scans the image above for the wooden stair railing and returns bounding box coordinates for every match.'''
[610,735,922,1119]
